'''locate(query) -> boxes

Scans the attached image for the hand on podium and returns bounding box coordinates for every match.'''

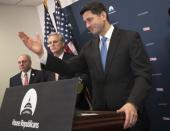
[116,102,138,129]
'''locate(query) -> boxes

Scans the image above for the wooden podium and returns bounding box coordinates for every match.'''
[73,111,125,131]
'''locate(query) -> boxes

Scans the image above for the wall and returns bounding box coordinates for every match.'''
[0,5,42,106]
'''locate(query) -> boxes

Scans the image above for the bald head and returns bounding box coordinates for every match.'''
[17,54,32,72]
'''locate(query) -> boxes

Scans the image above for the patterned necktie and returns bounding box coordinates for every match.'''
[100,36,107,70]
[23,73,29,86]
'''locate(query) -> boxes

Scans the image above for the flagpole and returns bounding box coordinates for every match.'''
[43,0,56,53]
[43,0,48,9]
[56,0,63,9]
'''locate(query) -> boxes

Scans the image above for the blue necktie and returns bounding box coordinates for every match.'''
[100,37,107,70]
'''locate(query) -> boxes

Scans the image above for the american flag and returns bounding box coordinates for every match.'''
[44,3,56,53]
[53,0,78,55]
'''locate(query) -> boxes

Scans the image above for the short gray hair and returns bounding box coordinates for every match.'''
[18,54,32,62]
[48,32,65,44]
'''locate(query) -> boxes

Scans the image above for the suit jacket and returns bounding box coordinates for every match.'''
[9,69,53,87]
[43,27,151,110]
[41,52,75,80]
[41,52,90,110]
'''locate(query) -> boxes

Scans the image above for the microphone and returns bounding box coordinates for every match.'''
[169,8,170,16]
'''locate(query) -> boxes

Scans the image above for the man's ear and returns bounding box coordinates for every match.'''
[100,11,107,20]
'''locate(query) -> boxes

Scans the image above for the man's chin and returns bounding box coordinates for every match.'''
[90,30,100,35]
[20,69,24,72]
[90,31,98,35]
[21,69,28,72]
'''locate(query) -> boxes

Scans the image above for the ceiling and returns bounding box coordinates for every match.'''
[0,0,43,6]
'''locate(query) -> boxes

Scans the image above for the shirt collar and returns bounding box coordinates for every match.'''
[99,25,114,41]
[54,51,64,59]
[21,68,31,77]
[58,51,64,59]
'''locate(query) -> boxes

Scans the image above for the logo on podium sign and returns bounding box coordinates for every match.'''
[11,88,40,129]
[20,88,37,116]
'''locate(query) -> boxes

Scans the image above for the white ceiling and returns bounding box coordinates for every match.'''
[0,0,43,6]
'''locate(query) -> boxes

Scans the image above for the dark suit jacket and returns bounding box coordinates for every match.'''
[42,27,151,128]
[41,52,90,110]
[41,52,75,80]
[9,69,53,87]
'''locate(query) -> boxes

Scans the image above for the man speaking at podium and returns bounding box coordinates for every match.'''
[18,1,151,131]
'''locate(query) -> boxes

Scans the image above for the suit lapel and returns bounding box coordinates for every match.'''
[93,36,105,74]
[92,27,121,77]
[29,69,36,84]
[63,53,68,60]
[105,27,120,75]
[17,73,23,85]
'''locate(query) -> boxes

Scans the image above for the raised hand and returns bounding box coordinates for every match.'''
[116,102,138,129]
[18,32,44,57]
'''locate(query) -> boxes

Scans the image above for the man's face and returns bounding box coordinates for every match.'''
[82,11,106,35]
[48,35,64,55]
[17,55,31,72]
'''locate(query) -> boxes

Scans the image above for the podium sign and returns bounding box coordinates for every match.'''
[0,78,79,131]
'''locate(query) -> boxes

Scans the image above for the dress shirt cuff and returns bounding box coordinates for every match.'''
[39,47,48,64]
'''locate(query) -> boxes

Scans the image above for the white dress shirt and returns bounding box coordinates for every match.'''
[54,52,64,80]
[99,25,114,51]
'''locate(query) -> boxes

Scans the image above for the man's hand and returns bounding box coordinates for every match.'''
[18,32,44,57]
[116,102,138,129]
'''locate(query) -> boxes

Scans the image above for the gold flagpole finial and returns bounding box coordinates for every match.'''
[43,0,48,9]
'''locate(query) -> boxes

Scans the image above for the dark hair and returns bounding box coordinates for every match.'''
[80,1,109,21]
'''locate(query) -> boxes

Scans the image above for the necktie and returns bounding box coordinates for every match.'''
[23,73,29,86]
[100,37,107,70]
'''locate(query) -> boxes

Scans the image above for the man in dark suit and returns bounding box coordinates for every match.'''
[9,54,53,87]
[18,1,151,130]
